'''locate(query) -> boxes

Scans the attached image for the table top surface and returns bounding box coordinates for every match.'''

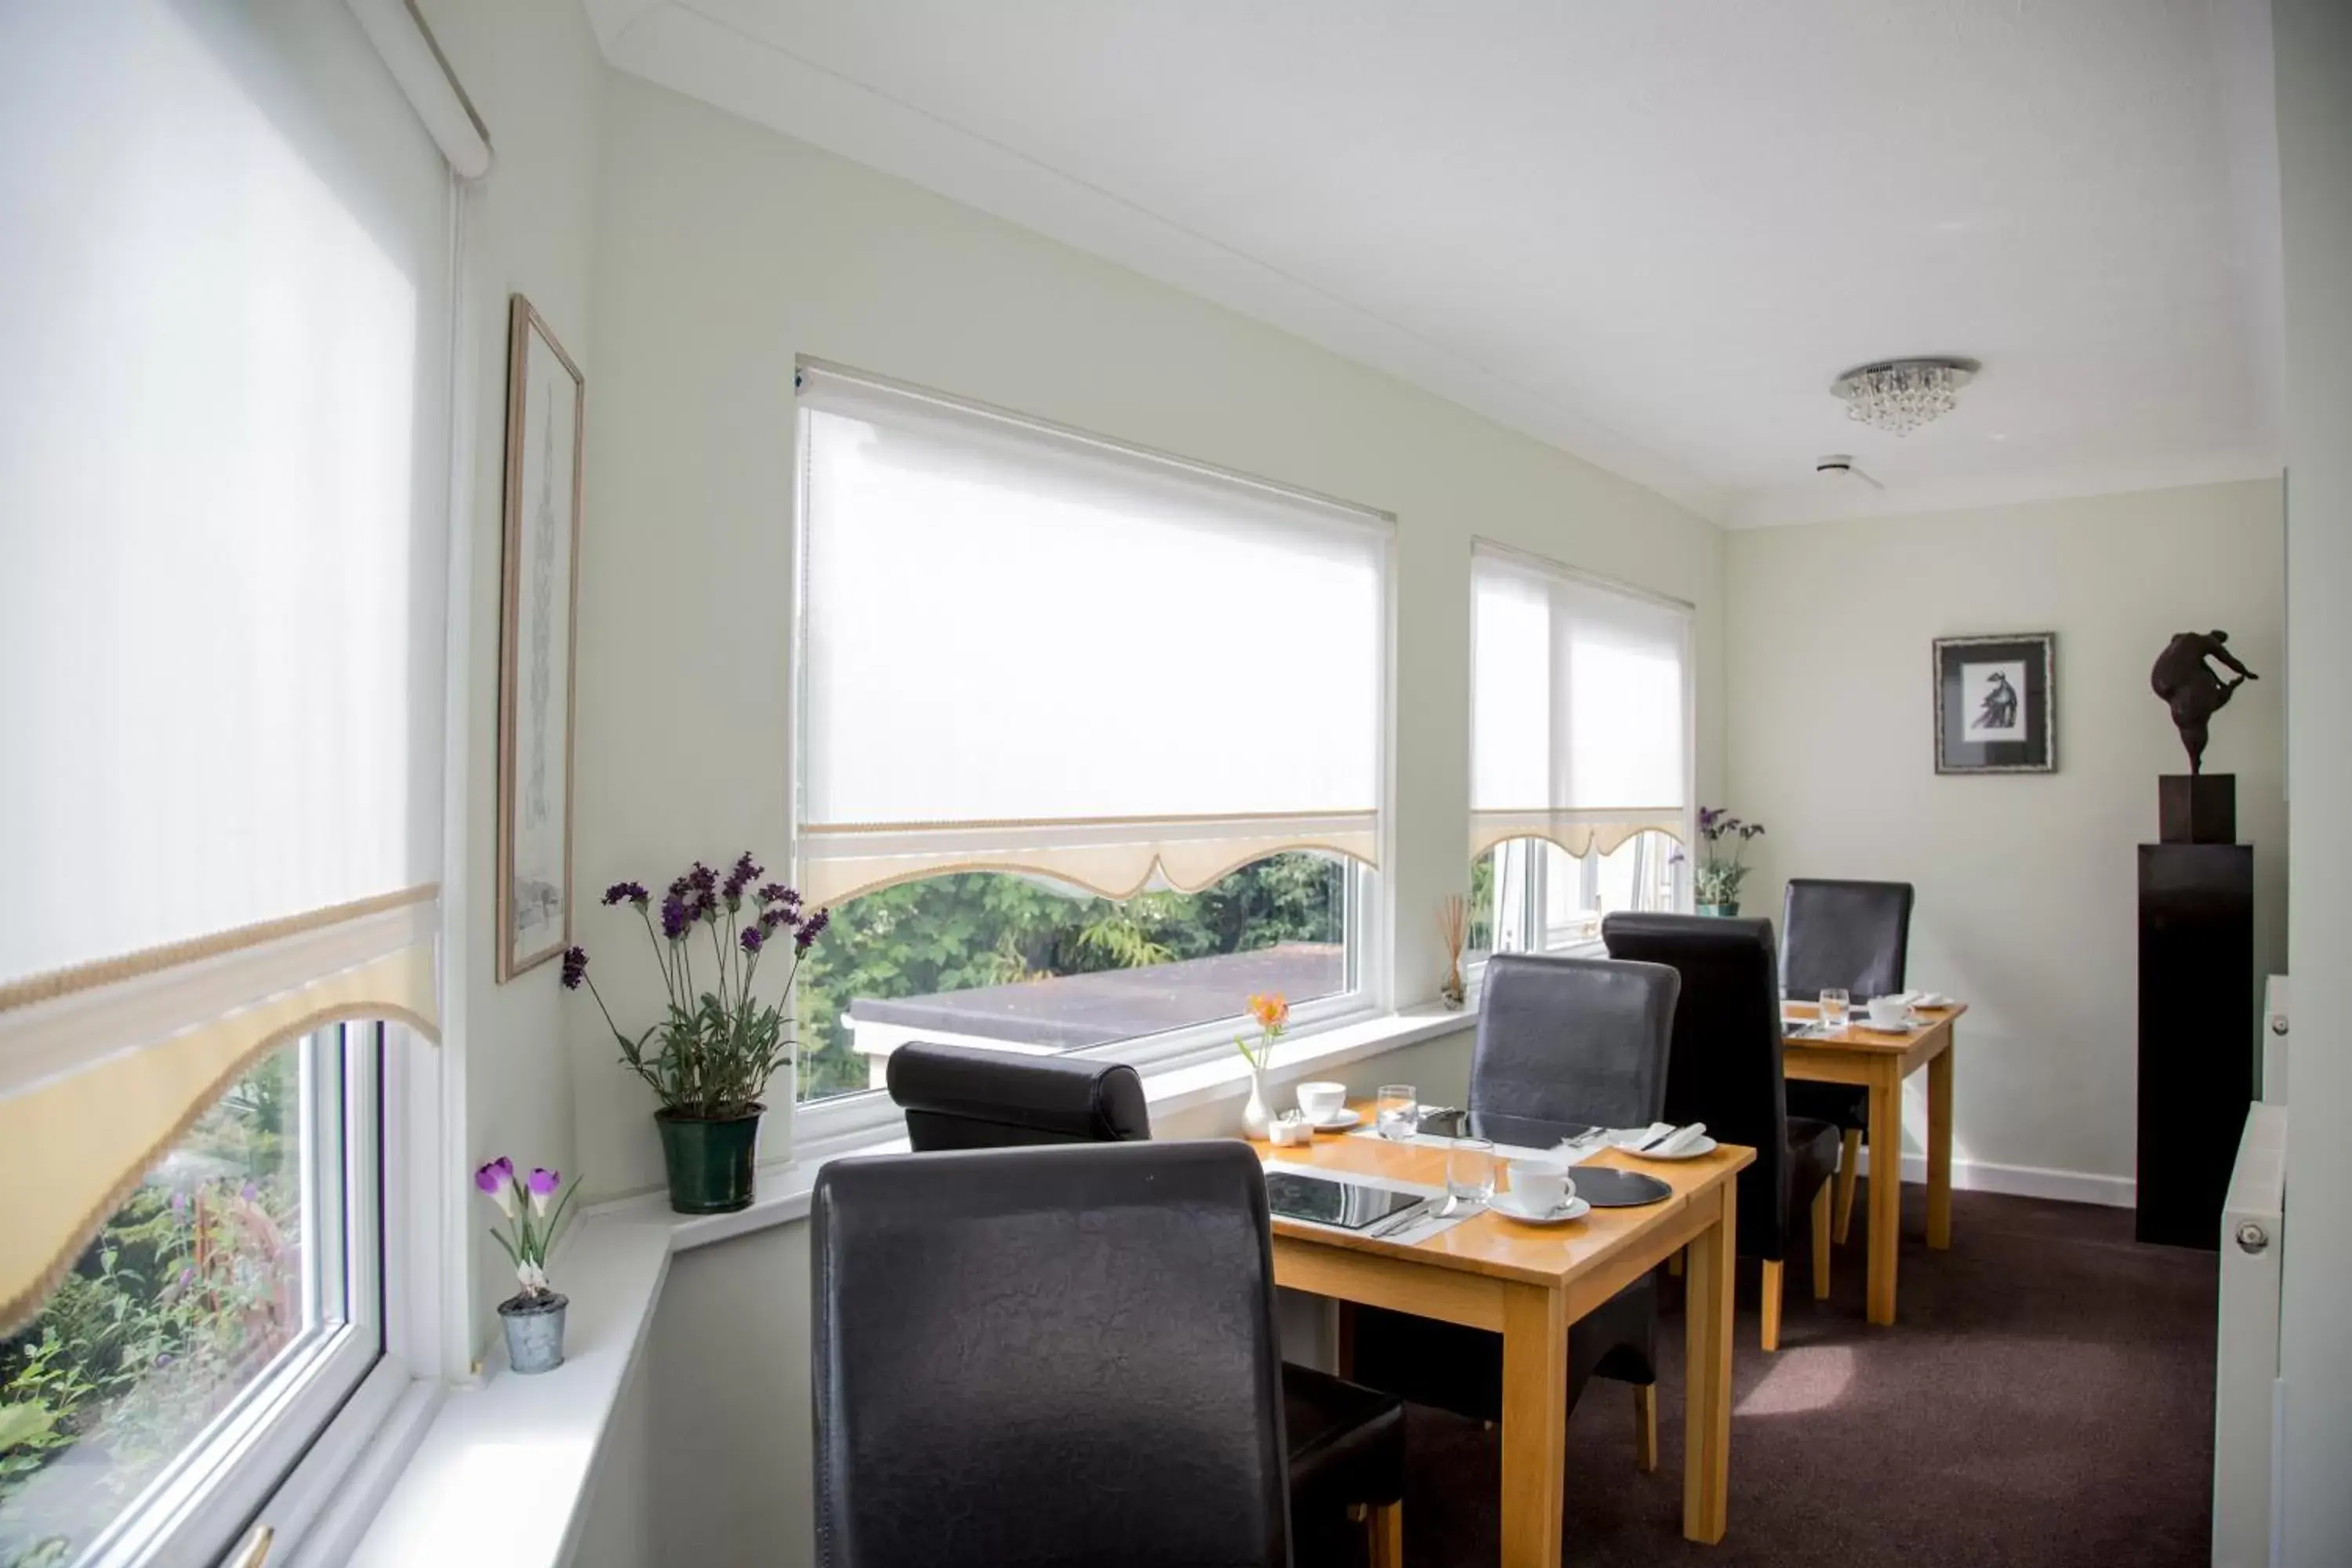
[1262,1113,1754,1288]
[1780,1000,1969,1055]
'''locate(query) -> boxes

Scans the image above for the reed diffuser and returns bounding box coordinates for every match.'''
[1438,895,1468,1010]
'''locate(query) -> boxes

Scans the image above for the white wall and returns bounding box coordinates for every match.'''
[1726,480,2285,1197]
[412,0,606,1355]
[567,69,1726,1200]
[2272,1,2352,1560]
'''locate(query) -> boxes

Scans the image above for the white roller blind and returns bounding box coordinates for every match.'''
[0,0,452,1331]
[1470,544,1689,860]
[797,365,1388,906]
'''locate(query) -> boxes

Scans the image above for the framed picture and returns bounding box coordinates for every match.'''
[496,296,585,980]
[1934,633,2056,774]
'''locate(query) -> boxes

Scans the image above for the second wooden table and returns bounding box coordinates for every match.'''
[1781,1001,1968,1326]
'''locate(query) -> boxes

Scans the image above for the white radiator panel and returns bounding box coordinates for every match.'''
[2214,1102,2287,1568]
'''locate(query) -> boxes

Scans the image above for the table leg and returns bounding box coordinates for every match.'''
[1927,1039,1955,1251]
[1683,1179,1735,1544]
[1497,1282,1569,1567]
[1866,1065,1902,1327]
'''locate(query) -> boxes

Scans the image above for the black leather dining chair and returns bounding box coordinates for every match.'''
[811,1140,1292,1568]
[1602,914,1838,1352]
[1780,879,1915,1243]
[1347,953,1681,1472]
[887,1041,1406,1566]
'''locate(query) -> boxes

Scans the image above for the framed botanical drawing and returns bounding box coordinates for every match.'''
[496,296,585,980]
[1934,633,2056,774]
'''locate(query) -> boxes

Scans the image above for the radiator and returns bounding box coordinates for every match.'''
[2213,1098,2287,1568]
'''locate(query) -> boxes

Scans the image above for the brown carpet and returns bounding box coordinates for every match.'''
[1310,1184,2219,1567]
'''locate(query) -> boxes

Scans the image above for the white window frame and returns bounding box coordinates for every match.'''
[50,1024,385,1568]
[786,365,1393,1153]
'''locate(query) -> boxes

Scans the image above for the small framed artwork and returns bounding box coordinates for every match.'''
[1934,633,2056,774]
[496,295,586,980]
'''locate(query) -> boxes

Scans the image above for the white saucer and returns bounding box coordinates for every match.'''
[1860,1014,1919,1033]
[1489,1193,1592,1225]
[1305,1109,1363,1132]
[1625,1134,1719,1161]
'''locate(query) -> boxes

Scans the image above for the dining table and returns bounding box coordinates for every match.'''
[1780,1000,1969,1327]
[1259,1113,1755,1568]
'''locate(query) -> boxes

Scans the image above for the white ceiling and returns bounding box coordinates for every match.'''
[585,0,2285,528]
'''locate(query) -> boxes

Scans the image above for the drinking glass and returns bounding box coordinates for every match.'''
[1375,1083,1419,1142]
[1445,1138,1497,1207]
[1819,988,1851,1030]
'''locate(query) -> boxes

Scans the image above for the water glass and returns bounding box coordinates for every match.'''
[1820,988,1851,1030]
[1446,1138,1497,1207]
[1375,1083,1419,1142]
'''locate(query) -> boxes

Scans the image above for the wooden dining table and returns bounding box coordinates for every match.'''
[1780,1000,1969,1327]
[1261,1119,1755,1567]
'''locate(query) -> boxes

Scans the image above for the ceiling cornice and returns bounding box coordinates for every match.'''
[586,2,1736,524]
[1725,449,2284,530]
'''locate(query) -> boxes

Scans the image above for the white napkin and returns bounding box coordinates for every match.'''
[1652,1121,1709,1156]
[1556,1121,1708,1159]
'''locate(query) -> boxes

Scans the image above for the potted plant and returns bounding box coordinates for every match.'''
[564,854,829,1214]
[1234,993,1289,1139]
[477,1157,577,1374]
[1690,807,1766,916]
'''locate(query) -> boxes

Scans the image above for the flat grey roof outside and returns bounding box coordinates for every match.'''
[847,942,1345,1050]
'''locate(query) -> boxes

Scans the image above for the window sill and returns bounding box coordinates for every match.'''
[346,1004,1473,1565]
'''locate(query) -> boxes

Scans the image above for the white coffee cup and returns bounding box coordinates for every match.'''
[1296,1081,1348,1122]
[1867,995,1911,1029]
[1507,1160,1573,1213]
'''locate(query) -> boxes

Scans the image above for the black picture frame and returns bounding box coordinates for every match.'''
[1934,633,2056,774]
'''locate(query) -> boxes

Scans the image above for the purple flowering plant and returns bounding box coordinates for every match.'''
[561,853,829,1119]
[1692,806,1767,906]
[474,1156,576,1300]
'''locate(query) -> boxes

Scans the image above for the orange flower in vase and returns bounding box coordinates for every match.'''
[1236,993,1290,1140]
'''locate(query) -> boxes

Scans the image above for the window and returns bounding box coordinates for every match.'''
[793,365,1390,1107]
[1,1,456,1560]
[1468,543,1691,960]
[1470,832,1684,959]
[0,1025,382,1568]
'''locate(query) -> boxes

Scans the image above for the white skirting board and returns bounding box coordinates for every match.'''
[1853,1148,2135,1208]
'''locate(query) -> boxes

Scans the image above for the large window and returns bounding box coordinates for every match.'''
[1,1,456,1560]
[1468,543,1690,960]
[0,1026,381,1568]
[793,366,1389,1106]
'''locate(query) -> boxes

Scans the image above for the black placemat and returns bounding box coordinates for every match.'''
[1570,1167,1673,1208]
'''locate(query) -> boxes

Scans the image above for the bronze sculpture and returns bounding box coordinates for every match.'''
[2151,630,2258,774]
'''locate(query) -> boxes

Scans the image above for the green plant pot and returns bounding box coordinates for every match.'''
[655,1105,764,1214]
[1697,902,1741,918]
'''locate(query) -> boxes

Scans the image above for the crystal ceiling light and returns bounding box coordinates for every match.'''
[1831,357,1980,436]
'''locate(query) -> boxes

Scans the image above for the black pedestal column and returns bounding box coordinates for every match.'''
[2135,775,2254,1248]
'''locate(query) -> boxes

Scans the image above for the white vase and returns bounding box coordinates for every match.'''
[1240,1067,1273,1140]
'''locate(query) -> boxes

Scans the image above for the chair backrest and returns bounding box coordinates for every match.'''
[887,1040,1152,1150]
[1600,914,1793,1244]
[1780,879,1915,1001]
[811,1142,1293,1568]
[1468,953,1681,1138]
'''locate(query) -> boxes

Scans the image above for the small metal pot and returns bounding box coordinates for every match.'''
[499,1290,568,1375]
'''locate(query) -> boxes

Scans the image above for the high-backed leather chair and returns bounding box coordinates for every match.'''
[1602,915,1838,1351]
[887,1040,1151,1149]
[1780,879,1915,1243]
[1349,953,1680,1471]
[811,1141,1292,1567]
[886,1040,1405,1565]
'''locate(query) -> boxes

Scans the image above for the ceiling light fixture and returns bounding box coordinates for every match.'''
[1831,357,1980,436]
